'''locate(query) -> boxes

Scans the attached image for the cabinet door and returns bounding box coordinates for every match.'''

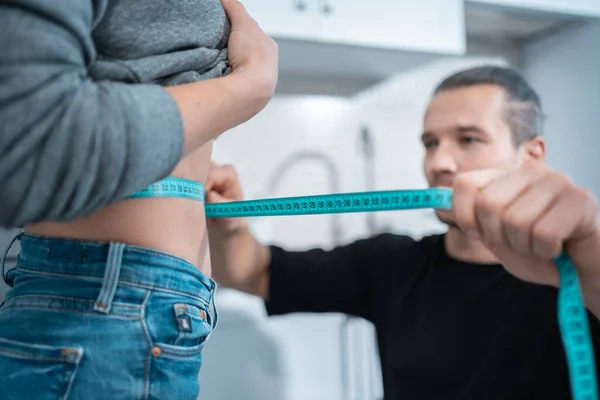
[241,0,321,40]
[318,0,465,54]
[467,0,600,18]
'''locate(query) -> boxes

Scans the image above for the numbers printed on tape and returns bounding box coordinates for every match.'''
[126,178,453,215]
[205,188,453,217]
[125,177,205,201]
[125,177,598,400]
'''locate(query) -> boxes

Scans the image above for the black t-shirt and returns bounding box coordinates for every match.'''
[265,233,600,399]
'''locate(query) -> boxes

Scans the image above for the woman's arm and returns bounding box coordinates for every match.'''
[0,0,277,227]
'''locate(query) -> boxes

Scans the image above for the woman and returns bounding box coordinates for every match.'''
[0,0,278,399]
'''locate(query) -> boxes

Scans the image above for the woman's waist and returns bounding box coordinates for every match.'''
[24,192,208,268]
[5,233,215,307]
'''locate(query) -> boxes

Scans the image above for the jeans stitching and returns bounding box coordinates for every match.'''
[95,243,124,313]
[0,349,71,362]
[61,353,82,400]
[140,290,152,400]
[2,295,143,309]
[155,349,204,358]
[20,234,197,268]
[15,267,105,281]
[155,342,205,357]
[0,304,137,319]
[14,267,209,303]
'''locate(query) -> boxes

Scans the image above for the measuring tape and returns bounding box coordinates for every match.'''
[555,252,599,399]
[125,177,205,201]
[127,177,598,399]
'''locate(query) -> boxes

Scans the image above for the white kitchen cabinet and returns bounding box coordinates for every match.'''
[241,0,321,40]
[467,0,600,17]
[241,1,467,96]
[244,0,465,54]
[318,0,465,54]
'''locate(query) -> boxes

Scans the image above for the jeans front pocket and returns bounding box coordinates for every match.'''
[145,292,212,355]
[172,302,213,348]
[145,292,214,400]
[0,337,83,400]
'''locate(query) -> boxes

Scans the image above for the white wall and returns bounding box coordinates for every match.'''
[522,21,600,197]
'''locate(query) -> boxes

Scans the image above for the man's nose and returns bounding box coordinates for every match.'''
[429,142,458,174]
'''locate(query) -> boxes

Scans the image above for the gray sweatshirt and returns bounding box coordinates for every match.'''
[0,0,231,227]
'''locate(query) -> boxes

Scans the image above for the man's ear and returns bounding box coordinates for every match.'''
[520,136,546,161]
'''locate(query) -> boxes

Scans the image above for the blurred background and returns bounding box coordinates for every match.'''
[2,1,600,399]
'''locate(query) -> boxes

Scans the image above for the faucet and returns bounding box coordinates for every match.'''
[264,150,343,245]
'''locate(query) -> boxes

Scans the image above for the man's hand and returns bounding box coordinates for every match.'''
[205,161,271,298]
[205,161,249,234]
[452,161,600,290]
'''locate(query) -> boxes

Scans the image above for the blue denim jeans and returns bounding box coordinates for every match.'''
[0,234,218,400]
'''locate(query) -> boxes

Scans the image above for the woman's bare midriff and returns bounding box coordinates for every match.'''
[24,143,214,276]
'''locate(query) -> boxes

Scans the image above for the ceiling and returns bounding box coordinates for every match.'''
[464,2,583,42]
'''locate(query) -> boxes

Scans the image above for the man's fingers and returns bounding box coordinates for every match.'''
[206,164,233,188]
[474,163,549,246]
[452,169,507,238]
[206,190,226,204]
[206,163,245,202]
[205,190,241,228]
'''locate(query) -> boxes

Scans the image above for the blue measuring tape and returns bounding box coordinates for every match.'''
[127,177,598,399]
[125,177,205,201]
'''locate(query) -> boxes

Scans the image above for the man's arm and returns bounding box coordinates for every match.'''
[210,226,272,299]
[264,236,400,320]
[206,162,410,321]
[0,0,277,227]
[210,222,398,321]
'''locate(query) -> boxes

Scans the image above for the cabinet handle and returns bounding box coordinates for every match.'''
[322,1,332,15]
[294,0,307,12]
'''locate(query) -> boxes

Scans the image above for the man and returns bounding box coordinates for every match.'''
[205,66,600,399]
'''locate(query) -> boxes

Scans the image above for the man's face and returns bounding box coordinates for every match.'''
[421,84,531,227]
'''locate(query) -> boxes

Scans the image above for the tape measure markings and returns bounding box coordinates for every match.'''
[205,187,453,218]
[125,177,205,201]
[556,252,599,399]
[126,176,598,400]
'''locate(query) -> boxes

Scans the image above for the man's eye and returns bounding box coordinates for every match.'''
[424,141,438,149]
[460,137,479,144]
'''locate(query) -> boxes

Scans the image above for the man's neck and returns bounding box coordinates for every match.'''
[444,228,499,264]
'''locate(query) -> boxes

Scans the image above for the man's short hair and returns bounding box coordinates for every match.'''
[433,65,544,146]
